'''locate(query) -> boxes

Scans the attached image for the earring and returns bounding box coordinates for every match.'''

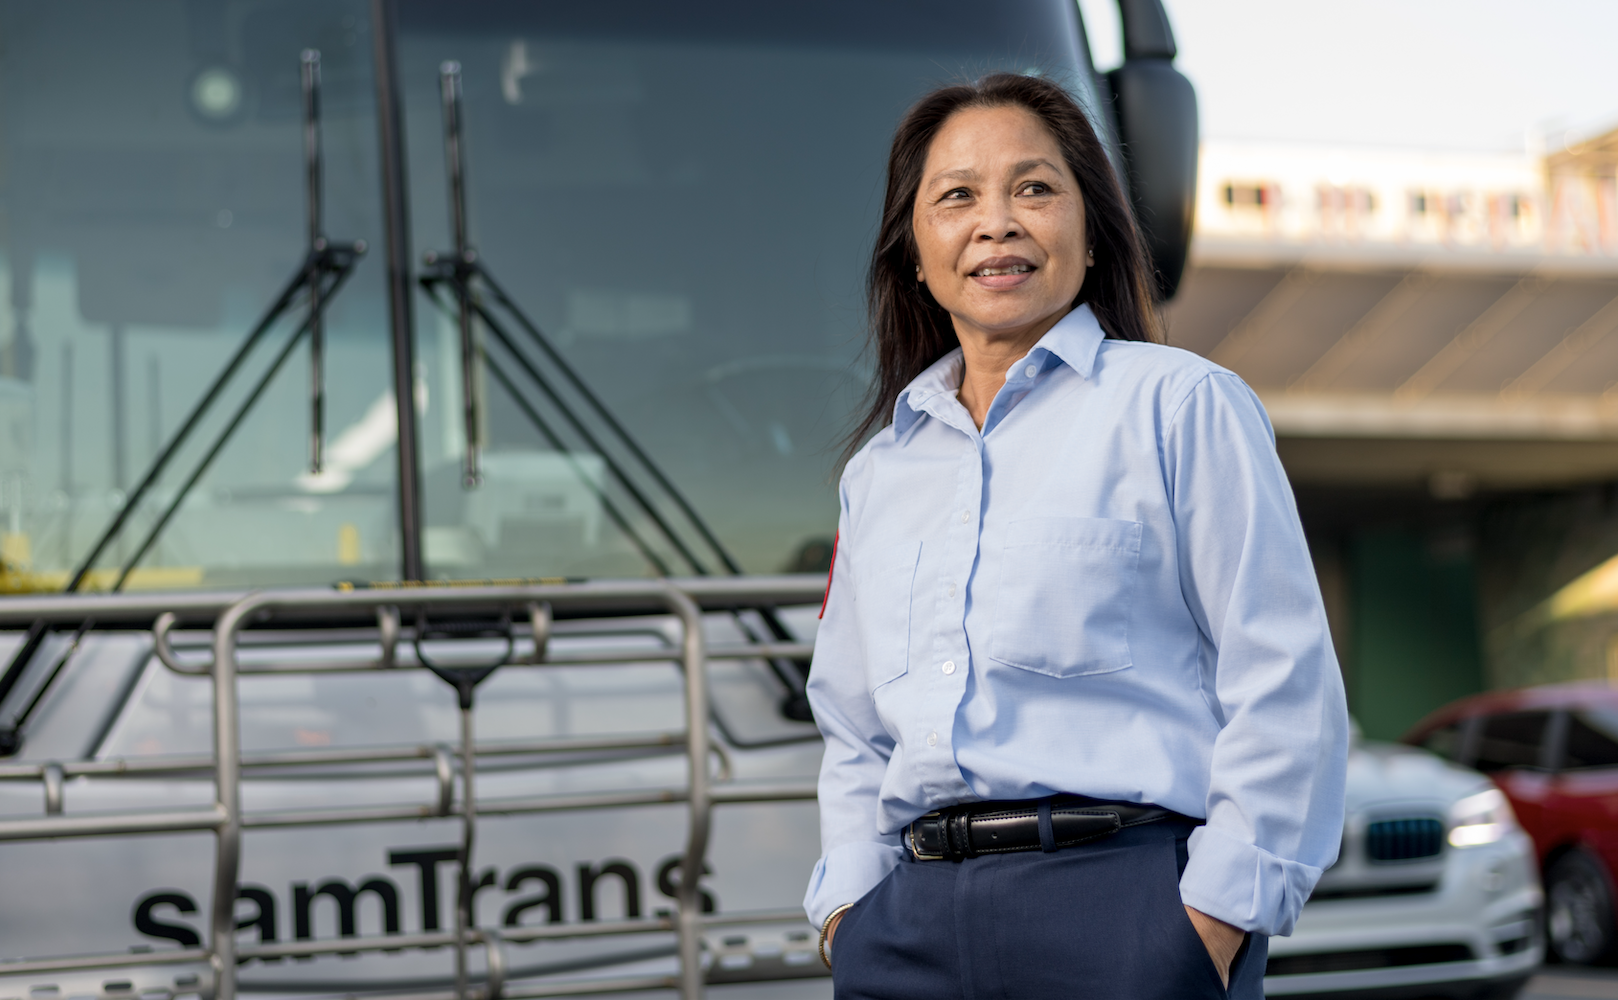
[1086,250,1095,265]
[915,267,924,282]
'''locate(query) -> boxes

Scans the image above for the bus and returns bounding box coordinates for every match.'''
[0,2,1197,998]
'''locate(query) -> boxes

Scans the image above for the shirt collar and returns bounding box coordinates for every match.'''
[891,304,1107,437]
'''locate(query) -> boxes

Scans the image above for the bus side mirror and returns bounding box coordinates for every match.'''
[1108,0,1199,301]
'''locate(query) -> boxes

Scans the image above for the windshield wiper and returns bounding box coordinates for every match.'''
[418,63,813,721]
[0,51,364,756]
[418,63,740,579]
[66,50,363,595]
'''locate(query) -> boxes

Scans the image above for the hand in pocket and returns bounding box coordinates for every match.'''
[1184,905,1245,989]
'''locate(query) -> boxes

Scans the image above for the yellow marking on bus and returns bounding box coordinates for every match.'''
[337,523,363,565]
[0,566,206,594]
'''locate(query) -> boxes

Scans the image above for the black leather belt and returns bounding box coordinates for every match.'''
[906,794,1201,862]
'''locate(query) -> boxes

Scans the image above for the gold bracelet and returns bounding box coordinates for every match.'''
[818,902,856,970]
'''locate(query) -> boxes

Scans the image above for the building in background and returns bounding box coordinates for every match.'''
[1170,130,1618,738]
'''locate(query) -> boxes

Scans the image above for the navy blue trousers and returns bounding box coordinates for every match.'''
[831,820,1267,1000]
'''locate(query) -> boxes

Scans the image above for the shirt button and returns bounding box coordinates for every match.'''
[1024,364,1038,378]
[942,660,956,675]
[947,583,957,597]
[960,511,970,524]
[926,731,938,747]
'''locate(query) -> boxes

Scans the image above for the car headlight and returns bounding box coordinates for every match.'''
[1448,788,1517,847]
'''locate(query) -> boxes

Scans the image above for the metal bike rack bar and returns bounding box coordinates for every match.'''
[0,732,690,782]
[0,578,824,1000]
[0,575,822,627]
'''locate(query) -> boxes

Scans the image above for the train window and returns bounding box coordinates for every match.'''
[1563,709,1618,770]
[1473,711,1551,772]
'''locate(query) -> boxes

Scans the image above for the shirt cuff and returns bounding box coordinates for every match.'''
[1179,824,1324,937]
[802,841,905,928]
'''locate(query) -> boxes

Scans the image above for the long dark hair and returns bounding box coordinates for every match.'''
[843,72,1161,463]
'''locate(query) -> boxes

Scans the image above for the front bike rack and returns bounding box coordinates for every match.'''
[0,576,824,1000]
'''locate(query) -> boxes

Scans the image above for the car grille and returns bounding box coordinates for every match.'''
[1267,944,1474,977]
[1308,881,1439,901]
[1365,817,1444,862]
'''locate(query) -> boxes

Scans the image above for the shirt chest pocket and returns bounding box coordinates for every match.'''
[988,517,1142,678]
[852,539,921,691]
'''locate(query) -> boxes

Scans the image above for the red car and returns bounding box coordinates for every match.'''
[1405,682,1618,965]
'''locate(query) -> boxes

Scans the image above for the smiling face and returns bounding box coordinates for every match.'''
[911,104,1089,349]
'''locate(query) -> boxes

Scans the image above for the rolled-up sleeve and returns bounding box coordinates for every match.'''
[1165,372,1350,937]
[801,472,905,928]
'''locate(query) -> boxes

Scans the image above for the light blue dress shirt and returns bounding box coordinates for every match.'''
[802,304,1349,938]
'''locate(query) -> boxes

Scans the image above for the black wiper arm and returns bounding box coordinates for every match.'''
[420,60,738,578]
[476,265,744,575]
[420,61,814,724]
[111,260,360,592]
[64,49,365,596]
[417,281,674,577]
[452,277,717,576]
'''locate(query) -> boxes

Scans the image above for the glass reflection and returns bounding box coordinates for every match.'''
[398,0,1095,578]
[0,0,1097,588]
[0,0,394,589]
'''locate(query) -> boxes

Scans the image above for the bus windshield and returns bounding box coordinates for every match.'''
[0,0,1097,589]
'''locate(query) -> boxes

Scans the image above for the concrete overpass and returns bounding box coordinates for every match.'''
[1166,132,1618,736]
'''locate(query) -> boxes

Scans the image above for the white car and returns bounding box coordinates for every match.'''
[1265,734,1543,999]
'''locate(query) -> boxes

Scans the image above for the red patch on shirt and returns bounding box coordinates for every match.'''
[819,531,839,620]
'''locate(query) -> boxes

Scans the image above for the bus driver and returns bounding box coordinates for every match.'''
[804,74,1349,999]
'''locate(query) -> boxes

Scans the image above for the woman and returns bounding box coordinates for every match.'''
[804,73,1348,999]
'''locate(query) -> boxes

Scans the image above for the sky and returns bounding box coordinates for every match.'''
[1076,0,1618,152]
